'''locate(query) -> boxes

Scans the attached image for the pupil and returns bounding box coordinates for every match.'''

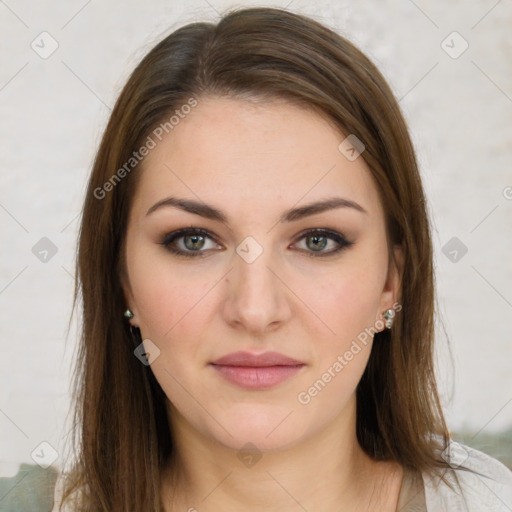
[185,234,204,250]
[308,235,327,251]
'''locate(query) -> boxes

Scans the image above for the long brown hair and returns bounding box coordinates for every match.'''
[61,6,459,510]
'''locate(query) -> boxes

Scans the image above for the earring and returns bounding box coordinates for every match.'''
[129,324,142,347]
[124,309,134,319]
[382,309,395,329]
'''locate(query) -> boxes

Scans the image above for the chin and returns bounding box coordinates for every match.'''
[205,408,308,453]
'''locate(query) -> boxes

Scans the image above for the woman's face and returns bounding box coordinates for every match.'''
[122,96,402,452]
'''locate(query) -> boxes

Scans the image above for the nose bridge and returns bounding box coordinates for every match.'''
[223,239,291,333]
[236,248,275,297]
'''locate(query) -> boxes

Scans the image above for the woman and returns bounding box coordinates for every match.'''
[54,6,512,511]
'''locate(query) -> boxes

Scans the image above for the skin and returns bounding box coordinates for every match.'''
[121,96,405,511]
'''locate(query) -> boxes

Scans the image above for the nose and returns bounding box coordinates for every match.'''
[221,245,293,337]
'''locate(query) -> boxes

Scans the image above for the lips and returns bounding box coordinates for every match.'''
[209,351,305,389]
[210,350,304,367]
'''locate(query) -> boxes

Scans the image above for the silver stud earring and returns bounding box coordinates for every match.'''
[124,309,134,319]
[382,309,395,329]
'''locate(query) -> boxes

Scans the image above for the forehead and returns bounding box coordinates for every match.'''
[131,96,383,222]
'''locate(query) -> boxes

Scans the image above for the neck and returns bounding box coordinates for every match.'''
[160,396,403,512]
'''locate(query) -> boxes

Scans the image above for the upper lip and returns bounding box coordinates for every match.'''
[210,351,305,367]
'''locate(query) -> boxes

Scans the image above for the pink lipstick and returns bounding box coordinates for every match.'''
[210,351,305,389]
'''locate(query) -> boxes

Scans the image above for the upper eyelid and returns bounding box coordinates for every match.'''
[163,227,349,249]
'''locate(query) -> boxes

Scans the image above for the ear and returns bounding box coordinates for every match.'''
[376,243,404,330]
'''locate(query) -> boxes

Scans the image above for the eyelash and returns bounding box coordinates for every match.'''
[159,228,354,258]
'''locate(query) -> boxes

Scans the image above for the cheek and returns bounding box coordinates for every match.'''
[295,269,382,419]
[303,255,386,402]
[128,243,214,339]
[129,258,215,407]
[314,263,385,344]
[127,257,228,417]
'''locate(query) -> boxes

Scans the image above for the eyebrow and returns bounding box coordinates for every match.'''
[145,195,367,223]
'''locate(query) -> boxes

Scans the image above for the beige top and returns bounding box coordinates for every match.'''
[394,442,512,511]
[396,468,427,511]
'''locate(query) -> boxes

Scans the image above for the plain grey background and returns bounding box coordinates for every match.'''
[1,0,511,475]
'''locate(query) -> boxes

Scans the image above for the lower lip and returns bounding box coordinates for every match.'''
[210,364,305,389]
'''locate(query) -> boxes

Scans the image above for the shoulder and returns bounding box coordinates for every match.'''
[422,441,512,512]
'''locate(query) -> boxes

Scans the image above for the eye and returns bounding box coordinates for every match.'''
[159,228,222,258]
[159,228,353,258]
[291,229,353,257]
